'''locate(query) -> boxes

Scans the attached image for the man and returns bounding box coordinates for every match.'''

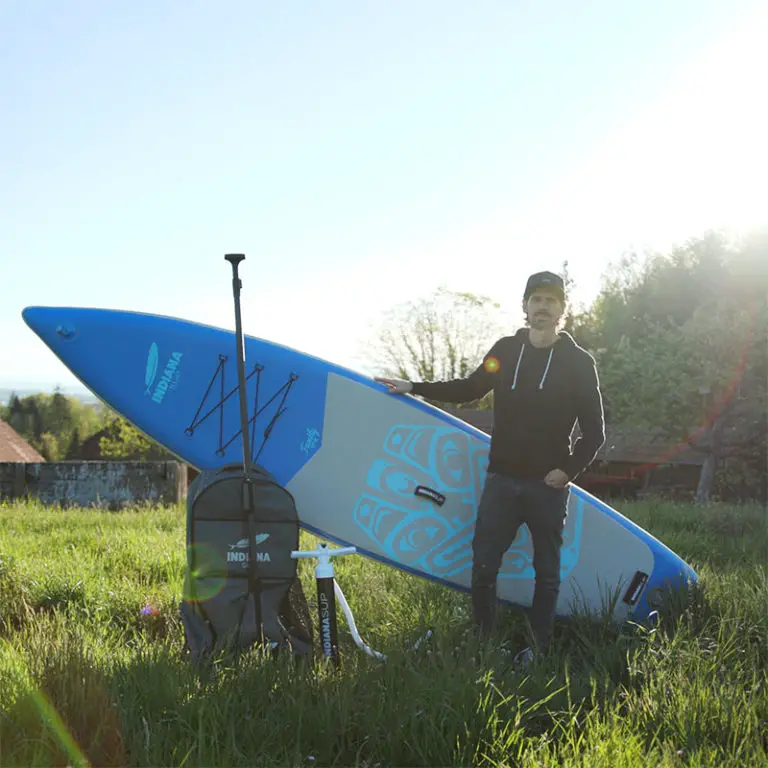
[375,270,605,664]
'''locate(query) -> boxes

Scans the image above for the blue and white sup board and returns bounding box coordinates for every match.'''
[22,305,697,624]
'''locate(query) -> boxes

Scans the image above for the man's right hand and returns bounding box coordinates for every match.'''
[374,377,413,395]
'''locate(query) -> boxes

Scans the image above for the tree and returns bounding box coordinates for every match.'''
[3,394,47,455]
[1,391,110,461]
[557,258,603,348]
[1,389,175,463]
[98,416,173,461]
[587,229,767,502]
[602,302,765,501]
[579,231,736,359]
[363,286,508,408]
[37,432,61,462]
[48,388,72,437]
[64,427,83,459]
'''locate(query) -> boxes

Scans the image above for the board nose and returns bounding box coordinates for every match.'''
[22,306,51,336]
[22,306,75,345]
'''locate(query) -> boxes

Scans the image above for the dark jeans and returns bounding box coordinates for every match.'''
[470,471,569,652]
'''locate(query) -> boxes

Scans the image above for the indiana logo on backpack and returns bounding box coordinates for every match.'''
[180,462,314,665]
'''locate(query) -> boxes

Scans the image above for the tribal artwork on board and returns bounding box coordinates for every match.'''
[352,424,584,580]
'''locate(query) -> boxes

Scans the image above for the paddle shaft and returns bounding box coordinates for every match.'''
[225,254,254,479]
[224,253,263,642]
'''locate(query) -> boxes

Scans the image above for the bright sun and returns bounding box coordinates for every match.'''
[503,5,768,308]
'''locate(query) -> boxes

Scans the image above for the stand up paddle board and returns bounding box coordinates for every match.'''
[22,302,696,624]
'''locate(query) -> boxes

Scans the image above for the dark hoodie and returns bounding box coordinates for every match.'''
[411,329,606,482]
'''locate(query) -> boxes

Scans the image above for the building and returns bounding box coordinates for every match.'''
[0,419,46,462]
[72,425,120,460]
[441,407,705,499]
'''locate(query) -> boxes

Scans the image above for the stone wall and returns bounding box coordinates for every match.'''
[0,461,188,508]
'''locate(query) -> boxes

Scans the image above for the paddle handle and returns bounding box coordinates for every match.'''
[225,253,246,301]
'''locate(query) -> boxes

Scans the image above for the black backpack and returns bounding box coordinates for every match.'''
[179,462,314,664]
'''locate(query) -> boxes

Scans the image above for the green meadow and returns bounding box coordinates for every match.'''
[1,498,766,767]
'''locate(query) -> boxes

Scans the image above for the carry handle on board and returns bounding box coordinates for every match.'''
[224,253,263,642]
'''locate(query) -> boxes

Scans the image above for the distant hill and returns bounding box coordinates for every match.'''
[0,386,102,407]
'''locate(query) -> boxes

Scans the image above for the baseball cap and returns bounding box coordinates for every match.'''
[524,271,565,300]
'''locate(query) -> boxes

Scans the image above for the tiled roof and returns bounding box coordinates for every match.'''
[0,420,46,462]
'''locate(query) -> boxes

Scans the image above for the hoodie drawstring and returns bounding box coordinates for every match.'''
[538,348,554,390]
[510,345,525,390]
[510,344,555,390]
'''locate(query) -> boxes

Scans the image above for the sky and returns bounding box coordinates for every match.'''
[2,0,766,394]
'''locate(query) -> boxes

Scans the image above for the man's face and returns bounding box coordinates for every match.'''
[523,289,565,329]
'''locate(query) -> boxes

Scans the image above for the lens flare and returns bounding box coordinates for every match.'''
[182,542,228,602]
[484,356,500,373]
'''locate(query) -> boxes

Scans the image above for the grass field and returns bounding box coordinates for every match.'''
[1,497,766,767]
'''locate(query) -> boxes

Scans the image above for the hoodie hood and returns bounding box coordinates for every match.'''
[509,329,579,391]
[512,328,578,346]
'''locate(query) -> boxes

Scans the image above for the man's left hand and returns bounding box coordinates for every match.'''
[544,469,570,488]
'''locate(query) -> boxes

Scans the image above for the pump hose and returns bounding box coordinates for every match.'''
[333,581,433,661]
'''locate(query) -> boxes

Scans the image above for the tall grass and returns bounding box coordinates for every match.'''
[1,498,766,766]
